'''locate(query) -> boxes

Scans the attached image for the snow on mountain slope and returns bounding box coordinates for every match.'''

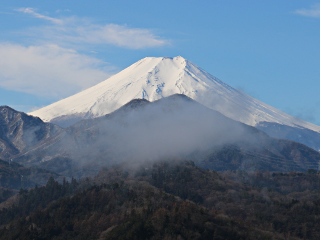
[29,56,320,133]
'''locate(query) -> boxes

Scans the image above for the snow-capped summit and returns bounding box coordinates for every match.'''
[30,56,320,134]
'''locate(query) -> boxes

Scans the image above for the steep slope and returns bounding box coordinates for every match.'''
[18,95,320,176]
[29,56,320,152]
[30,56,320,133]
[0,106,62,160]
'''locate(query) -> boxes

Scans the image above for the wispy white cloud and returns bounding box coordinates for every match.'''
[78,23,166,49]
[0,8,168,101]
[16,7,63,24]
[16,8,168,49]
[295,3,320,18]
[0,43,113,99]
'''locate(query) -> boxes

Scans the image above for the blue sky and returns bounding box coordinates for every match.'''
[1,1,320,125]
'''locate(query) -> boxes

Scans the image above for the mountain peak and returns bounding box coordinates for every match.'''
[135,56,188,70]
[1,105,18,113]
[142,56,186,61]
[29,56,320,135]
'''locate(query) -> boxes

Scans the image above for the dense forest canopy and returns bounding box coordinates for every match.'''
[0,159,320,239]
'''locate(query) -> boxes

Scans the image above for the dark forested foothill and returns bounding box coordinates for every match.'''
[0,176,276,240]
[0,159,63,203]
[0,159,320,239]
[0,176,81,226]
[134,161,320,239]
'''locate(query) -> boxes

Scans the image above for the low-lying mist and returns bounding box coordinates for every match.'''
[6,95,320,177]
[58,95,264,171]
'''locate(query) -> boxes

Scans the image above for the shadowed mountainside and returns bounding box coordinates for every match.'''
[13,95,320,177]
[0,106,62,160]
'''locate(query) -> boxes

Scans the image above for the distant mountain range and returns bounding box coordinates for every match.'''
[1,95,318,177]
[29,56,320,152]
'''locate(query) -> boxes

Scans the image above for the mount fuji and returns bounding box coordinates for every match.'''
[29,56,320,151]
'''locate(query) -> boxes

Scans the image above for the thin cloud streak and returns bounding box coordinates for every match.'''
[16,8,168,49]
[77,23,167,49]
[16,7,63,24]
[295,4,320,18]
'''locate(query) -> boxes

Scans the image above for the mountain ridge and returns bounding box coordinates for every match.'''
[29,56,320,134]
[15,95,320,176]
